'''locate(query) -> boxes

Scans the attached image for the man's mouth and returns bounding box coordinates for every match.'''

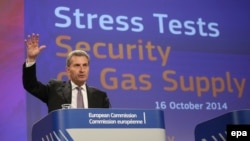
[79,74,85,78]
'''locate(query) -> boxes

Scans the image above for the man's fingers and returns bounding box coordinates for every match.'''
[31,33,39,43]
[25,33,40,48]
[24,39,28,47]
[25,35,32,47]
[35,34,39,44]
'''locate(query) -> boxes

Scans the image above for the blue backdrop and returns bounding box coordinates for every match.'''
[1,0,248,140]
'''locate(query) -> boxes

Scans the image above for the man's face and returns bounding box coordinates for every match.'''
[67,56,89,86]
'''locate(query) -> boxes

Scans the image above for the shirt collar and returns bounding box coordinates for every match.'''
[70,81,86,90]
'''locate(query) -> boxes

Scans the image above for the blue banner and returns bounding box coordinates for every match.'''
[25,0,250,140]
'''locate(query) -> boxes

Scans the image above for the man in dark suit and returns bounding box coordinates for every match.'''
[22,33,110,112]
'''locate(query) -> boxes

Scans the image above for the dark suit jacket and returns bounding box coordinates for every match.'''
[22,63,110,112]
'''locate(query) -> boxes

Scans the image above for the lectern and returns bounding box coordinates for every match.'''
[32,109,166,141]
[195,110,250,141]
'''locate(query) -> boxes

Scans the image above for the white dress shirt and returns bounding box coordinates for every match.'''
[70,82,88,108]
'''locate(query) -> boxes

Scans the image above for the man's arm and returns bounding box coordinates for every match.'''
[22,62,49,103]
[23,33,48,103]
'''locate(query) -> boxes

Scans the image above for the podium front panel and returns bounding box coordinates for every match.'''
[32,109,166,141]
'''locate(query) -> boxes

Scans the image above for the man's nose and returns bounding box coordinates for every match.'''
[79,66,85,72]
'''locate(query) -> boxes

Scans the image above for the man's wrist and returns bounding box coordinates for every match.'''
[26,58,36,62]
[26,58,36,67]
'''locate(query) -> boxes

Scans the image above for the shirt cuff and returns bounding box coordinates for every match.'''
[25,60,35,67]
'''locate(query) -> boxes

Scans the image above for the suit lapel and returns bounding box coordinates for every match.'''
[86,85,93,108]
[56,81,72,103]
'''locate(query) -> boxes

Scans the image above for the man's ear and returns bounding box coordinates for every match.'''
[66,66,70,74]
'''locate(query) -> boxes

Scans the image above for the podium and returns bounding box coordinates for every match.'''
[32,109,166,141]
[194,110,250,141]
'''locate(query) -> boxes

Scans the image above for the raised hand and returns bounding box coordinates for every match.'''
[24,33,46,62]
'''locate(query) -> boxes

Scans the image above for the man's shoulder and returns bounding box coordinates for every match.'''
[48,79,69,87]
[87,85,106,94]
